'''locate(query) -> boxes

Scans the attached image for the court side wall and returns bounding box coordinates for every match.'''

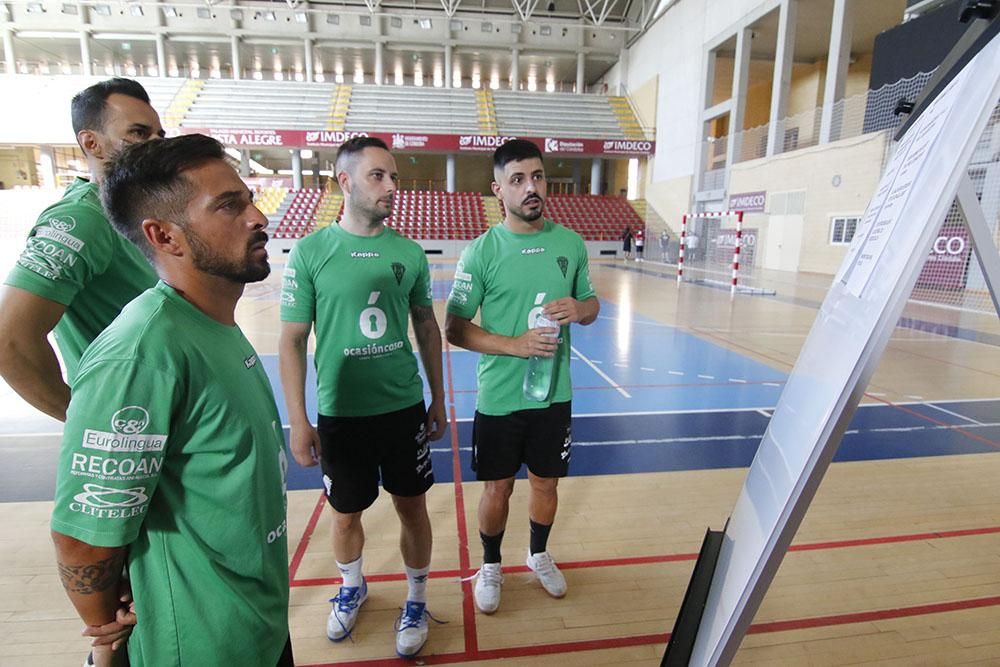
[728,130,888,274]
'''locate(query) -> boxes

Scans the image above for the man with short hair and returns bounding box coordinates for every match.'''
[445,139,599,615]
[51,134,292,667]
[278,136,446,658]
[0,78,164,422]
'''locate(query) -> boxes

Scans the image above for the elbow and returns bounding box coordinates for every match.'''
[444,315,461,346]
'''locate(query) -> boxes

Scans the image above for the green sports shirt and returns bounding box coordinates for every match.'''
[3,178,157,381]
[50,282,290,667]
[280,223,433,417]
[446,219,596,415]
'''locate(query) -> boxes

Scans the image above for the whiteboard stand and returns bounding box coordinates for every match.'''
[663,13,1000,667]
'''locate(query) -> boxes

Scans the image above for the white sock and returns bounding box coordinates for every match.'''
[405,565,430,604]
[336,557,363,589]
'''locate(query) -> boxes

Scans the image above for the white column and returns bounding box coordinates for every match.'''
[576,51,585,94]
[374,41,383,85]
[155,34,166,78]
[79,31,92,76]
[726,27,752,170]
[572,160,582,194]
[590,158,602,195]
[291,150,303,190]
[766,0,796,157]
[304,38,314,82]
[510,48,519,90]
[2,27,15,75]
[230,35,241,79]
[38,147,57,189]
[239,149,251,177]
[444,43,452,89]
[616,46,628,95]
[819,0,853,144]
[446,154,456,192]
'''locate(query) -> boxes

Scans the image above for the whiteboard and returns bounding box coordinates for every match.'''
[689,32,1000,667]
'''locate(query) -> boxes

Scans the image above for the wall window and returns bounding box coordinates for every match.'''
[830,216,860,245]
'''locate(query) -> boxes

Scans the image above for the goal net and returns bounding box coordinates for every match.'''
[677,210,770,296]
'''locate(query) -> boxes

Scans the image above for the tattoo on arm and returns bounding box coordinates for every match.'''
[57,551,125,595]
[410,305,436,324]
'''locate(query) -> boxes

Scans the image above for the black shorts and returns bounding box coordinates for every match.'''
[472,401,572,480]
[318,401,434,513]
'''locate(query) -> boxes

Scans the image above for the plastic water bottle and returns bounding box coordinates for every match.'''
[523,313,559,402]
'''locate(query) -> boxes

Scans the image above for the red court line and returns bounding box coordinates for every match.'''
[299,595,1000,666]
[444,337,479,656]
[288,491,327,582]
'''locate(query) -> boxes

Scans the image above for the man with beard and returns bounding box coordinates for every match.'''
[445,139,599,615]
[279,137,446,658]
[0,78,163,422]
[50,134,292,667]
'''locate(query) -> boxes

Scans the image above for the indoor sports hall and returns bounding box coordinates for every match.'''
[2,0,1000,665]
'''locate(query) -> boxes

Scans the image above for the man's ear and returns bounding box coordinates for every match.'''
[337,170,351,195]
[490,181,501,199]
[142,218,185,258]
[77,130,101,160]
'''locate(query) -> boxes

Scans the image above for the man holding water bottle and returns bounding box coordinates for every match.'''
[445,139,599,615]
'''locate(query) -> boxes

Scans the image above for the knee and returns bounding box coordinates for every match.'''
[392,494,429,524]
[332,511,363,535]
[529,476,558,498]
[483,479,515,502]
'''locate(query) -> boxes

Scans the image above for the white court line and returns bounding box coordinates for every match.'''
[570,345,631,399]
[756,409,772,418]
[729,378,747,383]
[668,370,684,376]
[640,367,655,372]
[613,363,629,368]
[763,382,782,387]
[906,395,924,400]
[589,359,604,365]
[924,402,986,426]
[697,374,715,380]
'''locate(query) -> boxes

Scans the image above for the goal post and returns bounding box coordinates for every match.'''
[677,210,761,297]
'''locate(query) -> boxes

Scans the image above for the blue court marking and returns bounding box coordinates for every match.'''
[281,400,1000,491]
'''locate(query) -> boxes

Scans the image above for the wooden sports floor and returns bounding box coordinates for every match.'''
[3,256,1000,666]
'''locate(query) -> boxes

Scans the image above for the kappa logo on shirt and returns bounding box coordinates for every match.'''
[351,251,380,258]
[244,354,258,369]
[521,247,545,255]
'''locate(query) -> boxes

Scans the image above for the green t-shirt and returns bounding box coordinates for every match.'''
[50,282,290,667]
[446,220,596,416]
[280,223,433,417]
[3,178,157,381]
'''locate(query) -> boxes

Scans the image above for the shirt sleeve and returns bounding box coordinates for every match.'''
[573,238,597,301]
[446,242,484,319]
[279,243,315,323]
[409,252,433,308]
[4,203,113,306]
[50,359,180,547]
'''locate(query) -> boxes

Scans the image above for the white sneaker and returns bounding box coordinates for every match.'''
[395,601,429,657]
[473,563,503,614]
[526,551,567,598]
[327,578,368,642]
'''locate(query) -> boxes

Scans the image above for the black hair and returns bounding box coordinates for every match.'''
[71,78,151,136]
[100,133,227,259]
[335,136,390,176]
[493,139,543,171]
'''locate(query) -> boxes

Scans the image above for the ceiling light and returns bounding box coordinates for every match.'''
[61,3,78,14]
[301,149,314,159]
[93,4,111,15]
[26,2,45,14]
[325,13,339,24]
[294,11,307,23]
[128,5,143,17]
[196,6,211,18]
[449,19,462,31]
[162,6,178,17]
[481,21,492,32]
[390,16,402,28]
[540,25,552,36]
[264,10,276,21]
[359,14,371,26]
[230,8,243,20]
[511,23,522,34]
[418,17,432,29]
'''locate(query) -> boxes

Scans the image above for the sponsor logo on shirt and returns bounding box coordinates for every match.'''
[455,270,472,282]
[280,291,295,306]
[391,262,405,285]
[82,406,167,453]
[16,235,83,280]
[47,215,77,232]
[36,225,85,252]
[282,267,298,290]
[267,518,287,544]
[351,251,380,258]
[244,354,258,369]
[343,340,406,357]
[557,256,569,278]
[70,453,163,481]
[521,247,545,255]
[68,483,150,519]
